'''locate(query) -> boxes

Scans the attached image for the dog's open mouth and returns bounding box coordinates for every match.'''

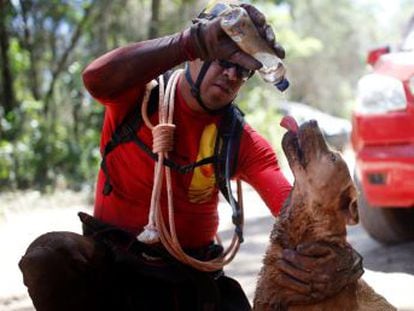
[280,116,328,169]
[280,116,306,167]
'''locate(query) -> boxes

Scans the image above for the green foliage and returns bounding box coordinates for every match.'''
[254,1,323,59]
[0,97,101,190]
[0,0,108,191]
[252,0,409,118]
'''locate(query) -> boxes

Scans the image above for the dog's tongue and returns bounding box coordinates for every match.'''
[280,115,299,133]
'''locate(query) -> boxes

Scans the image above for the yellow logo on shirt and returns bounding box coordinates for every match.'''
[188,123,217,203]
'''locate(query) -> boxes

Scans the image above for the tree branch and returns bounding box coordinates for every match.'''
[43,0,101,115]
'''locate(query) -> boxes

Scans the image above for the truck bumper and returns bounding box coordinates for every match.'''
[356,144,414,207]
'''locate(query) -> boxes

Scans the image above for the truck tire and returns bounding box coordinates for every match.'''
[355,176,414,244]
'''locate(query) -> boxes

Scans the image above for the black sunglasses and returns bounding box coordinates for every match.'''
[217,60,253,80]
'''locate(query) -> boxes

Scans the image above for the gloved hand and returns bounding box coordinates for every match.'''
[240,3,285,59]
[274,242,364,305]
[189,3,285,71]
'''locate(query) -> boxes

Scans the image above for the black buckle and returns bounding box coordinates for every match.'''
[103,182,113,195]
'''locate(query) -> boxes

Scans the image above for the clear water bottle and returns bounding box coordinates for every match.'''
[220,6,289,91]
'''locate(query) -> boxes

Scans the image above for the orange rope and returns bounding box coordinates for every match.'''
[137,69,243,272]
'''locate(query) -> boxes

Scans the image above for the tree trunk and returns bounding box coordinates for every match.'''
[148,0,161,39]
[19,0,41,101]
[0,0,16,115]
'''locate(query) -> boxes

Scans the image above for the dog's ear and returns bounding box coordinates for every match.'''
[340,186,359,225]
[346,199,359,225]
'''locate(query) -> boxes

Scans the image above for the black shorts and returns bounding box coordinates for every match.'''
[19,212,251,311]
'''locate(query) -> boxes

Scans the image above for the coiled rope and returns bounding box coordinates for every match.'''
[136,69,243,272]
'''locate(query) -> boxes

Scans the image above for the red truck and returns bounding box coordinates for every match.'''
[351,18,414,243]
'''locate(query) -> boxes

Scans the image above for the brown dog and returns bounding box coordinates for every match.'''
[253,119,396,311]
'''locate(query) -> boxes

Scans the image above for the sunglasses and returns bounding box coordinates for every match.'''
[217,60,253,80]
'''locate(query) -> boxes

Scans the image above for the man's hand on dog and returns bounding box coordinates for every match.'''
[274,242,364,305]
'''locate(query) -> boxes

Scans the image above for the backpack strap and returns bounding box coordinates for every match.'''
[100,72,166,195]
[214,105,245,242]
[100,98,145,195]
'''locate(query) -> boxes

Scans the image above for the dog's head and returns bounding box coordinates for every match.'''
[281,118,359,227]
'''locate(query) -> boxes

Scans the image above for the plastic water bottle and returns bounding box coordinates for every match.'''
[220,6,289,91]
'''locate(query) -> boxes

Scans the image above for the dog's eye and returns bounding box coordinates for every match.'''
[330,153,337,162]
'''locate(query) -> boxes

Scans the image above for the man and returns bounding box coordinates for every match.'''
[19,2,363,311]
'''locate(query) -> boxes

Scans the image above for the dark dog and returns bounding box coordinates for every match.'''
[253,119,395,310]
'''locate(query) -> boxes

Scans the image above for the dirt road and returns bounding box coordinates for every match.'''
[1,187,414,311]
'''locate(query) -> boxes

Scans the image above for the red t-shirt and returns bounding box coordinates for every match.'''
[93,75,291,248]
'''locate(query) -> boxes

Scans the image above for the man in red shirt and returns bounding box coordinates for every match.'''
[19,2,362,311]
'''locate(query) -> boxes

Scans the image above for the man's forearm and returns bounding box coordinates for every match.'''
[82,29,197,101]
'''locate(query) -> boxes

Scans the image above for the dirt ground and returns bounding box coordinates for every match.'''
[1,186,414,311]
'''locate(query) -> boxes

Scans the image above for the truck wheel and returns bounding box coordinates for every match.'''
[355,176,414,244]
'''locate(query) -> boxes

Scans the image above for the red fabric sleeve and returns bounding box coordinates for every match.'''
[236,123,292,216]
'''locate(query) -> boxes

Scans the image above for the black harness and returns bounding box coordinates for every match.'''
[100,73,245,242]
